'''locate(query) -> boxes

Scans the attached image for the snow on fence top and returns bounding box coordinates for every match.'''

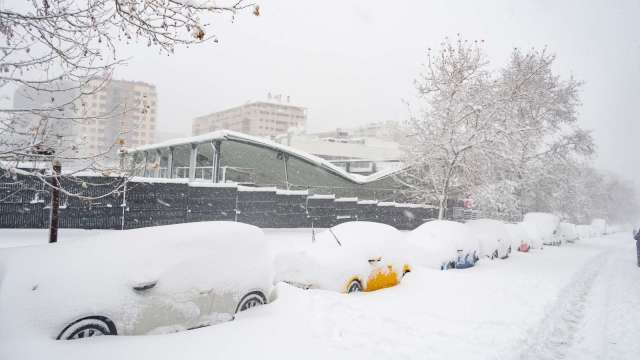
[377,202,397,207]
[307,194,336,200]
[335,197,358,202]
[237,185,278,192]
[275,189,309,196]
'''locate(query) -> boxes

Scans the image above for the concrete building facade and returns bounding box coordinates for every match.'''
[192,101,306,138]
[12,79,157,160]
[77,79,157,157]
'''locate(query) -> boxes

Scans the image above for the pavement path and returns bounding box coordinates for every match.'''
[518,233,640,360]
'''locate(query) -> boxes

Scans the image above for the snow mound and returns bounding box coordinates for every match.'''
[0,221,273,340]
[556,222,579,243]
[275,222,408,292]
[590,219,607,236]
[522,212,560,248]
[505,223,532,248]
[407,220,479,269]
[465,219,512,258]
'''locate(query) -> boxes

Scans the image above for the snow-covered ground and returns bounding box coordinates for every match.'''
[0,229,638,360]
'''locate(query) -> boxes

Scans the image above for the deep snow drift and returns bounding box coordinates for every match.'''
[0,229,638,360]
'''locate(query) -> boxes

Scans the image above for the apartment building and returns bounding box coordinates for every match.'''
[12,79,157,160]
[77,79,157,157]
[192,99,306,137]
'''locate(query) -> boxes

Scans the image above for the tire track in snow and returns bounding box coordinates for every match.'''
[517,250,609,360]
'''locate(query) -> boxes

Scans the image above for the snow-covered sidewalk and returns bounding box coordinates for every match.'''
[563,234,640,360]
[0,230,637,360]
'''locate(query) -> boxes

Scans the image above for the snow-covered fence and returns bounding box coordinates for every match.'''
[0,174,440,230]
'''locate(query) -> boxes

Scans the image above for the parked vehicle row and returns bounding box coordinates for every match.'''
[0,214,607,341]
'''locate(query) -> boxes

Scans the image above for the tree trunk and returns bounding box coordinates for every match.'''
[438,193,448,220]
[49,161,61,243]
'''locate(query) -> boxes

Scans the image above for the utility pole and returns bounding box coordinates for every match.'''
[49,160,61,243]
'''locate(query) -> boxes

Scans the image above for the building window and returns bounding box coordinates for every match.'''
[171,145,191,179]
[195,142,215,180]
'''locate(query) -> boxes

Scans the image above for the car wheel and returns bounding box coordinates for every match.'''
[236,291,267,313]
[57,316,117,340]
[492,250,498,259]
[346,279,363,293]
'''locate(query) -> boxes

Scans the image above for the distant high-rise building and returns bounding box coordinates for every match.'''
[12,79,158,161]
[77,79,157,157]
[12,80,78,156]
[192,99,306,138]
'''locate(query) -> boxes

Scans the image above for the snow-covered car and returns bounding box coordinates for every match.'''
[591,218,607,236]
[407,220,480,270]
[504,223,531,252]
[0,222,273,340]
[555,222,579,244]
[576,224,592,239]
[274,222,410,293]
[465,219,511,259]
[522,212,560,247]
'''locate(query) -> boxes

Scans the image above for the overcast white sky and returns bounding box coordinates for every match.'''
[113,0,639,184]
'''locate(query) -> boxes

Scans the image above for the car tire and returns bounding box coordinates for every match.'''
[235,291,267,313]
[346,279,363,293]
[57,316,117,340]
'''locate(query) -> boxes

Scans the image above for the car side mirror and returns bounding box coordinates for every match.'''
[133,280,157,292]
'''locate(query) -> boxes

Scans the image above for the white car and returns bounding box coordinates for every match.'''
[522,212,560,246]
[465,219,511,259]
[407,220,480,269]
[0,222,273,340]
[591,218,607,236]
[555,222,579,244]
[504,223,532,252]
[576,224,592,239]
[275,221,410,293]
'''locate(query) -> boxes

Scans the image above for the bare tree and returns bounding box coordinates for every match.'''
[400,39,598,222]
[400,36,510,219]
[1,0,257,197]
[497,47,595,217]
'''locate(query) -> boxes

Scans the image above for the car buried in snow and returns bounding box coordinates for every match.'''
[274,222,411,293]
[407,220,480,270]
[504,223,532,252]
[523,212,561,246]
[555,222,579,244]
[465,219,512,259]
[0,222,273,340]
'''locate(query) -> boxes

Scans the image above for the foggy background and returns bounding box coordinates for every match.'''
[94,0,640,189]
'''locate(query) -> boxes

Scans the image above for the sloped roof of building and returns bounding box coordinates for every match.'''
[126,130,406,185]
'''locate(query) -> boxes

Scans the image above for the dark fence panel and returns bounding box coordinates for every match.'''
[0,174,441,230]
